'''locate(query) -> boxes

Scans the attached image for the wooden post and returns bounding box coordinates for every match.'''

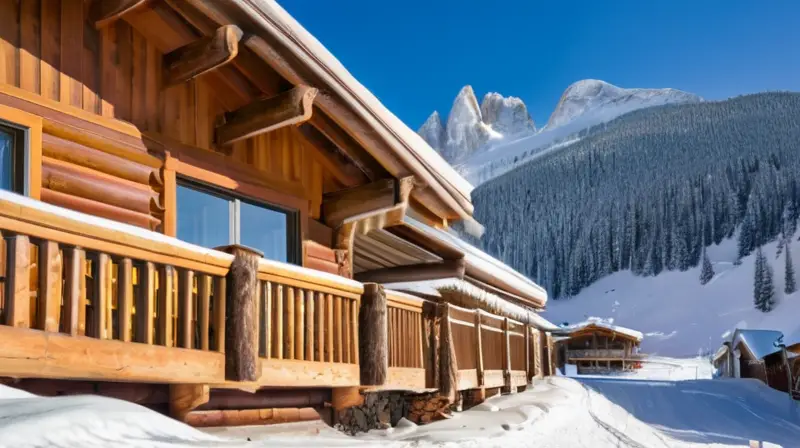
[216,244,262,382]
[5,235,31,328]
[38,240,62,332]
[351,298,359,366]
[117,258,134,342]
[62,247,86,336]
[475,310,484,387]
[316,292,324,362]
[169,384,210,423]
[334,296,343,362]
[295,288,305,361]
[178,269,194,349]
[525,325,531,382]
[503,317,511,392]
[358,283,387,386]
[136,261,156,344]
[198,274,211,350]
[274,283,283,359]
[439,303,458,403]
[93,253,112,339]
[325,293,334,362]
[263,281,272,358]
[286,286,296,359]
[305,290,314,361]
[213,276,226,352]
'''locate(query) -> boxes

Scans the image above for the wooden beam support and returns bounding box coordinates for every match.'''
[354,259,465,284]
[359,283,387,386]
[163,25,243,86]
[322,176,414,228]
[295,123,368,188]
[91,0,149,29]
[216,85,318,146]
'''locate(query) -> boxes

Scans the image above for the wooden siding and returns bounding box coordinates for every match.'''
[0,0,333,227]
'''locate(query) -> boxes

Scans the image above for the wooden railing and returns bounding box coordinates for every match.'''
[0,194,229,384]
[446,304,531,392]
[385,291,426,389]
[254,260,362,387]
[567,349,642,360]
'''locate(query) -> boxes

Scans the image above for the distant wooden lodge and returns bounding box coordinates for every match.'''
[554,322,644,375]
[714,329,792,394]
[0,0,556,430]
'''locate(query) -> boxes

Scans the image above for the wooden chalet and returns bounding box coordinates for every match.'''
[554,322,644,374]
[714,329,791,394]
[0,0,554,429]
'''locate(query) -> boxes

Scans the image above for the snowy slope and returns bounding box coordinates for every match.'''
[420,79,701,184]
[545,237,800,357]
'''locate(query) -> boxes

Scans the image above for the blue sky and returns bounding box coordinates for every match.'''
[279,1,800,129]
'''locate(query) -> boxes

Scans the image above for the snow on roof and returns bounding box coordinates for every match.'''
[247,1,474,210]
[712,344,729,362]
[384,277,559,331]
[731,329,784,360]
[557,318,644,342]
[403,217,548,305]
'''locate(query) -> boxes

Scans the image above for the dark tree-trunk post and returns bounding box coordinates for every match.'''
[216,244,263,382]
[358,283,388,386]
[439,303,458,403]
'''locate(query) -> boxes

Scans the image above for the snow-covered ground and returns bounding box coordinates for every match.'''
[2,357,796,447]
[545,237,800,357]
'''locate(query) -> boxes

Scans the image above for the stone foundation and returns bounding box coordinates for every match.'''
[335,391,453,434]
[405,392,452,424]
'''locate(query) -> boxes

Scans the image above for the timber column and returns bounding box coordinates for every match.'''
[216,244,263,382]
[359,283,388,386]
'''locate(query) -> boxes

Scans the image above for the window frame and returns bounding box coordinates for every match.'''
[0,104,43,198]
[176,177,301,265]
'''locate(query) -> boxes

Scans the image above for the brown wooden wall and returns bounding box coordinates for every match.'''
[0,0,334,232]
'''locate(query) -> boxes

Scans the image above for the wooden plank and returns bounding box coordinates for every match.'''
[82,11,99,113]
[418,313,425,369]
[325,293,334,362]
[213,276,226,353]
[216,85,318,146]
[286,286,295,360]
[295,288,305,361]
[92,253,111,339]
[351,298,359,366]
[197,274,211,350]
[334,296,343,363]
[273,283,283,360]
[0,324,225,383]
[37,240,62,332]
[20,0,41,94]
[355,259,465,284]
[322,177,414,228]
[5,236,31,328]
[90,0,148,29]
[60,0,83,108]
[114,21,133,122]
[117,257,134,342]
[163,25,242,86]
[158,265,174,347]
[262,280,271,358]
[305,289,314,362]
[475,311,484,386]
[178,269,194,349]
[316,291,324,362]
[135,261,155,344]
[62,247,85,336]
[40,0,61,102]
[342,296,350,364]
[99,24,116,117]
[0,1,20,87]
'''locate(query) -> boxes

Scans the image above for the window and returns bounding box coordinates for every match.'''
[0,123,26,194]
[176,180,299,264]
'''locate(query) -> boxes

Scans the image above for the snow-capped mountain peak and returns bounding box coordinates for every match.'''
[418,110,446,153]
[480,92,536,136]
[546,79,702,130]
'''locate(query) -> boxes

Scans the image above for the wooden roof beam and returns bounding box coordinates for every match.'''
[164,25,244,86]
[322,176,414,229]
[354,259,465,284]
[295,124,368,188]
[216,85,317,146]
[91,0,150,29]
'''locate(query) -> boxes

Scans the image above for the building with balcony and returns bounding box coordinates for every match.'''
[554,321,644,375]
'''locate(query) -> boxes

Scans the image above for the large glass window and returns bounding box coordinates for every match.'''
[176,181,298,264]
[0,124,24,194]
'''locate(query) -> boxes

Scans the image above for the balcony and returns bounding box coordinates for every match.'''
[567,349,644,360]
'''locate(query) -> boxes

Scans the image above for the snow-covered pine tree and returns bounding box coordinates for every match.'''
[754,247,765,311]
[785,244,796,295]
[700,250,714,285]
[761,256,776,312]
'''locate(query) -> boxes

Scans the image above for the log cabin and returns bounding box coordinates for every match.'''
[0,0,554,429]
[554,321,644,375]
[714,329,791,394]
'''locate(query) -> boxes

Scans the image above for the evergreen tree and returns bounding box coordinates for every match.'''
[761,257,776,312]
[754,247,765,310]
[785,244,797,295]
[700,250,714,285]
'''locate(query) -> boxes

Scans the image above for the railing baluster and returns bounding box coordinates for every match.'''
[295,288,305,361]
[117,258,134,342]
[286,286,295,359]
[158,265,174,347]
[5,235,31,328]
[342,296,350,364]
[93,253,112,339]
[418,313,424,369]
[178,269,194,349]
[136,261,156,344]
[305,289,314,362]
[213,276,226,353]
[198,274,211,350]
[263,281,272,358]
[316,291,324,362]
[325,293,334,362]
[350,298,359,365]
[63,247,86,336]
[334,295,343,363]
[38,240,62,332]
[274,283,283,359]
[475,310,484,385]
